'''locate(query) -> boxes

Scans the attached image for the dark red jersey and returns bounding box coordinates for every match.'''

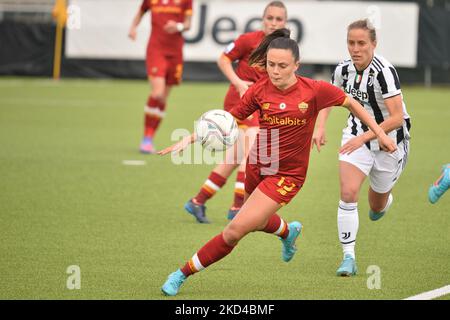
[230,75,346,178]
[140,0,192,55]
[224,30,267,83]
[223,30,266,126]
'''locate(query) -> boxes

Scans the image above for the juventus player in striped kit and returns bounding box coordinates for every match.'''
[313,19,411,276]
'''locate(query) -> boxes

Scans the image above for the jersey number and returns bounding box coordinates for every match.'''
[276,177,296,196]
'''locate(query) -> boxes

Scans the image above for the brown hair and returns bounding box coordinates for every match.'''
[249,28,299,68]
[347,19,377,42]
[263,1,287,19]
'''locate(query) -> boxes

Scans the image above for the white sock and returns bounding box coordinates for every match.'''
[337,200,359,259]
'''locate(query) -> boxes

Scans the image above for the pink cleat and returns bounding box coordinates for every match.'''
[140,137,156,154]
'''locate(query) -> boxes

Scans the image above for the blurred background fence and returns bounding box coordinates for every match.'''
[0,0,448,85]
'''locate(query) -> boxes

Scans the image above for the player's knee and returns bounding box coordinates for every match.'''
[150,92,166,104]
[223,223,249,246]
[340,188,359,203]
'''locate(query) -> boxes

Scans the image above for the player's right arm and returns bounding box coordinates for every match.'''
[128,1,148,40]
[158,133,196,156]
[340,97,397,154]
[312,64,344,152]
[229,83,260,121]
[312,107,332,152]
[217,54,253,97]
[159,83,259,156]
[220,35,255,97]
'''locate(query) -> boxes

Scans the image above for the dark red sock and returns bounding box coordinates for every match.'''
[262,214,289,239]
[181,233,235,277]
[194,172,227,204]
[144,96,165,138]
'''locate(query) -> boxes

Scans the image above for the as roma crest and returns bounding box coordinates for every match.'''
[298,102,309,113]
[262,102,270,110]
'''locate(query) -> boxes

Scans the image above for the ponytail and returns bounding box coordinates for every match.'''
[249,28,299,68]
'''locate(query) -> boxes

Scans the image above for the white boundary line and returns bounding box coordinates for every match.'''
[122,160,147,166]
[403,285,450,300]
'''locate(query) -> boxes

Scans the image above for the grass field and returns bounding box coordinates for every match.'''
[0,77,449,300]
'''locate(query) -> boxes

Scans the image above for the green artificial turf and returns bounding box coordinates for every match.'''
[0,77,448,299]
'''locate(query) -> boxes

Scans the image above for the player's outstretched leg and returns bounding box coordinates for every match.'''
[369,193,393,221]
[260,214,302,262]
[336,254,358,277]
[184,199,210,223]
[428,164,450,204]
[280,221,303,262]
[161,269,187,296]
[161,233,235,296]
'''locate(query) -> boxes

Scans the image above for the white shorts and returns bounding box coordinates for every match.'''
[339,132,410,194]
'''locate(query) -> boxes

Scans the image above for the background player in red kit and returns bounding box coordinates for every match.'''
[184,1,288,223]
[158,29,396,296]
[129,0,193,153]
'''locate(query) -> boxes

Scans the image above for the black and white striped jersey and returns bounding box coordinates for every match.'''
[332,54,411,150]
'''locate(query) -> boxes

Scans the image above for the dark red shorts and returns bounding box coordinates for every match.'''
[146,49,183,86]
[224,85,259,128]
[245,162,304,206]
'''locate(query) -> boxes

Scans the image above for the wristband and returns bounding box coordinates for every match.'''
[176,22,184,32]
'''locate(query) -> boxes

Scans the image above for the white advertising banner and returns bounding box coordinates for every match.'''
[66,0,419,67]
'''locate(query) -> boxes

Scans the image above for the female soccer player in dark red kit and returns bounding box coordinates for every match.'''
[184,1,288,223]
[129,0,193,154]
[158,28,396,296]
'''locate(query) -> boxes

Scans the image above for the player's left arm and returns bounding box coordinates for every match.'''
[312,64,345,152]
[164,3,193,34]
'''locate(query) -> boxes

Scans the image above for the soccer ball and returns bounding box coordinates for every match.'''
[195,109,239,151]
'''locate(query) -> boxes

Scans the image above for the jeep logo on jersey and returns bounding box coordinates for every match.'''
[262,103,270,110]
[345,86,369,101]
[279,103,286,110]
[298,102,308,113]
